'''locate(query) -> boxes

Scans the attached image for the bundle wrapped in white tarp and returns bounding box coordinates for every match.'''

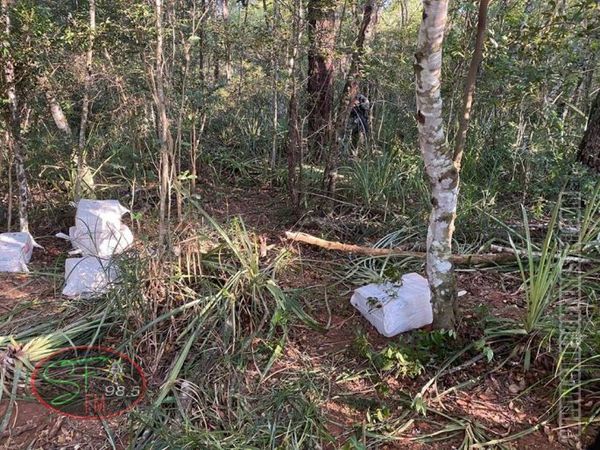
[62,257,119,298]
[57,224,134,258]
[0,232,42,273]
[58,199,133,297]
[75,199,129,233]
[57,200,133,258]
[350,273,433,337]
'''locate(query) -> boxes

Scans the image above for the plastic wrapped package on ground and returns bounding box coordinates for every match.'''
[0,232,42,273]
[57,199,133,298]
[56,199,133,258]
[56,224,134,257]
[62,256,119,298]
[350,273,433,337]
[75,199,130,234]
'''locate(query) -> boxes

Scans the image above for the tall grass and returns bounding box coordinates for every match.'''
[110,204,327,447]
[340,148,428,215]
[513,200,569,334]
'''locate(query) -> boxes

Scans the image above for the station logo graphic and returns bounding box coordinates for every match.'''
[31,346,146,419]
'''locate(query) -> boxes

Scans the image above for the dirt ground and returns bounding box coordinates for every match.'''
[0,185,597,449]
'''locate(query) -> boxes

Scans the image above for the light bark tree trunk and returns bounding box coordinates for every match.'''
[286,0,302,208]
[415,0,456,329]
[190,111,206,192]
[39,74,94,201]
[415,0,488,329]
[154,0,174,245]
[76,0,96,201]
[174,17,195,222]
[270,0,280,167]
[2,0,29,233]
[41,79,73,137]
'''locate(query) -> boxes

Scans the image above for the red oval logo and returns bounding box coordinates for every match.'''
[30,346,146,419]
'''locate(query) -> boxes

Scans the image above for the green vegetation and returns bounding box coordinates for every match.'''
[0,0,599,447]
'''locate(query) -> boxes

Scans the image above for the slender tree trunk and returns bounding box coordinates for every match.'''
[40,76,77,171]
[175,32,191,222]
[7,139,13,231]
[579,90,600,172]
[287,92,301,207]
[154,0,173,245]
[2,0,29,233]
[271,59,279,167]
[76,0,96,201]
[307,0,336,163]
[399,0,408,26]
[214,0,231,83]
[190,111,206,191]
[191,117,197,191]
[223,0,231,81]
[415,0,455,329]
[453,0,489,167]
[270,0,279,167]
[2,131,14,230]
[323,0,374,196]
[286,0,302,208]
[41,79,73,137]
[198,0,206,82]
[39,74,91,201]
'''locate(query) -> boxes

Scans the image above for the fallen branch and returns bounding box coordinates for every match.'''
[284,231,516,265]
[489,245,590,264]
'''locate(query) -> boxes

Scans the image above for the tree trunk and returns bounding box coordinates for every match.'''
[38,74,74,139]
[414,0,455,329]
[76,0,96,201]
[287,92,301,208]
[154,0,173,245]
[415,0,489,330]
[175,30,192,223]
[286,0,302,208]
[270,0,280,167]
[579,90,600,172]
[323,0,374,196]
[39,74,92,201]
[215,0,231,83]
[307,0,336,163]
[190,111,206,192]
[2,0,29,233]
[453,0,489,168]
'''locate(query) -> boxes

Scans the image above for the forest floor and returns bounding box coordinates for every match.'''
[0,183,596,449]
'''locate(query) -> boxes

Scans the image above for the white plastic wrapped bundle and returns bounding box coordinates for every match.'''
[0,232,42,273]
[75,199,129,233]
[57,200,133,258]
[62,257,119,298]
[350,273,433,337]
[57,199,134,297]
[57,224,133,258]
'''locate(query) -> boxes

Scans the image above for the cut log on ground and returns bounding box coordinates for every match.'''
[284,231,516,265]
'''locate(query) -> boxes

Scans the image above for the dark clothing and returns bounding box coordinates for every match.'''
[350,104,369,135]
[350,95,370,136]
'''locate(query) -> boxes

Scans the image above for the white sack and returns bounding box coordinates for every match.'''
[350,273,433,337]
[56,224,133,257]
[75,199,129,233]
[0,232,42,273]
[62,256,119,298]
